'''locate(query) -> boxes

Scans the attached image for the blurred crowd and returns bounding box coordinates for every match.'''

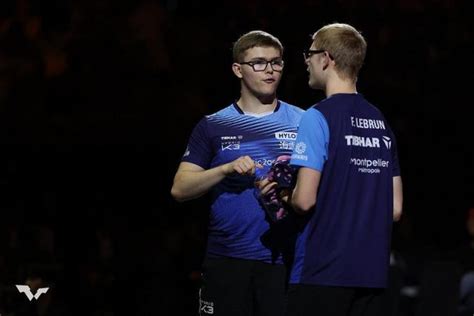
[0,0,473,315]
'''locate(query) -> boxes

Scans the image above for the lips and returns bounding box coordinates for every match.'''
[263,78,275,83]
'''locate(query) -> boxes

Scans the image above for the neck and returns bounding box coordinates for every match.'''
[237,91,277,114]
[325,72,357,97]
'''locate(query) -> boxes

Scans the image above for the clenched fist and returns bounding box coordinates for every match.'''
[222,155,262,176]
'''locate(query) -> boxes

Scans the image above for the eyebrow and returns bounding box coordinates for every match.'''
[248,57,282,61]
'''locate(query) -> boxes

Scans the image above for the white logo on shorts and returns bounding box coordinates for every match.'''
[199,299,214,315]
[199,288,214,315]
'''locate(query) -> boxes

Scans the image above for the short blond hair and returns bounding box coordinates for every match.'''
[312,23,367,82]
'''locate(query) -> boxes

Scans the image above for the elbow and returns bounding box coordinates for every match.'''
[292,195,315,214]
[393,198,403,222]
[393,176,403,222]
[393,206,403,222]
[170,185,186,202]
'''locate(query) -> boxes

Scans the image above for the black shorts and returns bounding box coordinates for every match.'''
[199,257,287,316]
[285,284,385,316]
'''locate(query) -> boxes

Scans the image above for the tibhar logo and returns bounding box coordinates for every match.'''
[345,135,380,148]
[275,132,297,140]
[16,285,49,301]
[382,136,391,149]
[221,135,243,140]
[221,136,237,140]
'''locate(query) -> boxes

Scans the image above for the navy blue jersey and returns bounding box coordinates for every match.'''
[290,93,400,288]
[182,101,304,262]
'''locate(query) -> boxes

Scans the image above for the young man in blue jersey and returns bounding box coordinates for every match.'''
[260,23,403,316]
[171,30,304,316]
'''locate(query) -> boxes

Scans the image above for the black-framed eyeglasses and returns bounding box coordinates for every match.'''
[303,49,334,60]
[239,59,284,72]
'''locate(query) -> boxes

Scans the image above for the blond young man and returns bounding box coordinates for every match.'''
[261,23,403,316]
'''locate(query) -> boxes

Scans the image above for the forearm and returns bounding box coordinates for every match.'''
[393,176,403,221]
[171,165,227,202]
[289,167,320,214]
[281,190,305,215]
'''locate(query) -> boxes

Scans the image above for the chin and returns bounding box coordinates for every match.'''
[309,80,321,90]
[256,92,276,103]
[258,88,277,97]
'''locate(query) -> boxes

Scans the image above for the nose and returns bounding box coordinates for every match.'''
[264,62,274,73]
[303,53,310,64]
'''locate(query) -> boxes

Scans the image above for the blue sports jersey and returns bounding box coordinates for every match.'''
[182,101,304,262]
[290,93,400,288]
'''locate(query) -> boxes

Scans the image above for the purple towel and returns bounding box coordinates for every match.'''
[258,155,296,223]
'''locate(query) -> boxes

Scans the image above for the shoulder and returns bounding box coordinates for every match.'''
[278,100,305,115]
[204,103,238,121]
[190,104,235,131]
[300,107,328,125]
[362,99,394,131]
[315,96,335,108]
[363,98,385,116]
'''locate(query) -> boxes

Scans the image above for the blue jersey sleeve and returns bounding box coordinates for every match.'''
[181,117,213,169]
[290,108,329,171]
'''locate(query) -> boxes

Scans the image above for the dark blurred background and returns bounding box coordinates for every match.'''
[0,0,473,315]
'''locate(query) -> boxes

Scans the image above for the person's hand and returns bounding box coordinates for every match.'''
[256,176,288,222]
[255,155,296,222]
[278,188,291,204]
[255,177,278,196]
[256,177,291,203]
[222,156,262,176]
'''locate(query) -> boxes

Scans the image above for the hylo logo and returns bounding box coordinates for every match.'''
[275,132,297,140]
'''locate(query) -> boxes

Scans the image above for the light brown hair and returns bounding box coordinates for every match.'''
[312,23,367,82]
[232,30,284,62]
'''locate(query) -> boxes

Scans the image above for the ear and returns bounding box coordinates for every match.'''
[322,51,336,71]
[232,63,243,79]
